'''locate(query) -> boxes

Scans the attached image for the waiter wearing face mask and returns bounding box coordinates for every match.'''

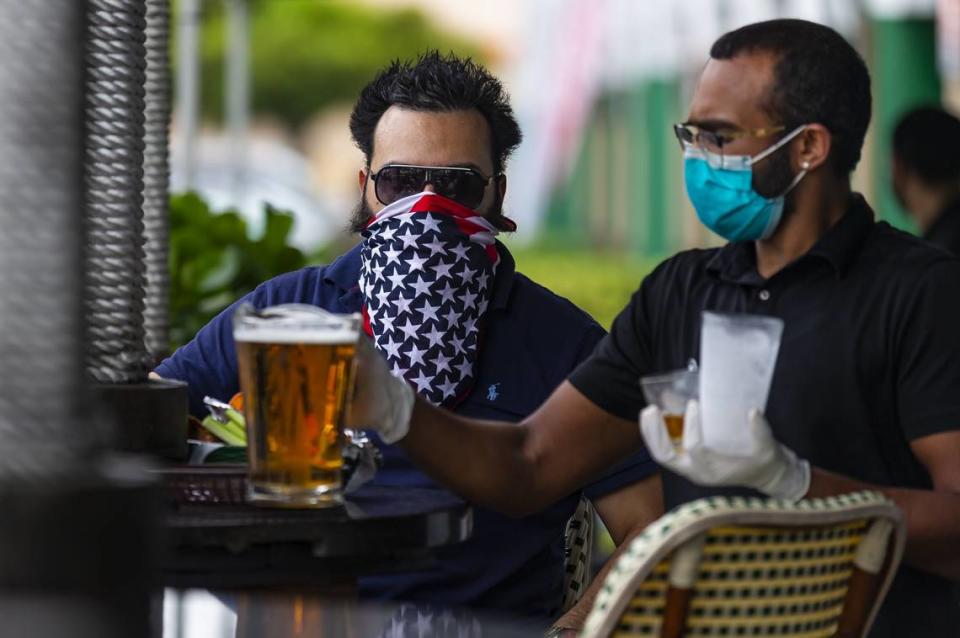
[353,20,960,637]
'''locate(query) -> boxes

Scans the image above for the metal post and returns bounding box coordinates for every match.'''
[0,2,158,637]
[84,0,152,383]
[86,0,188,460]
[176,0,201,190]
[0,0,91,472]
[143,0,173,358]
[226,0,250,207]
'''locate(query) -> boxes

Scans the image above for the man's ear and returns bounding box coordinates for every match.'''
[795,124,831,172]
[358,168,369,192]
[497,173,507,200]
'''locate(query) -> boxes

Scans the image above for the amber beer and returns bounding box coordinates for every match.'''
[662,413,686,444]
[234,304,360,507]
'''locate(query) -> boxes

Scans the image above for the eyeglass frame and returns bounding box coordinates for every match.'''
[366,163,499,208]
[673,122,789,151]
[674,122,802,169]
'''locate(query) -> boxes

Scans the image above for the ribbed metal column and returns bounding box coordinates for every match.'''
[0,0,93,474]
[84,0,152,383]
[142,0,172,358]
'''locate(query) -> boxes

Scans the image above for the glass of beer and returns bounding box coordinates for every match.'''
[233,304,360,507]
[640,367,699,451]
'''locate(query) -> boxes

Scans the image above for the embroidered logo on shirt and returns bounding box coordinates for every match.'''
[487,383,500,401]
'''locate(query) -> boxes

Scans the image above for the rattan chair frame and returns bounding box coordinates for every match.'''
[563,495,597,611]
[582,491,905,638]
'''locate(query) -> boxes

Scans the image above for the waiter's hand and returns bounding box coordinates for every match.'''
[639,400,810,502]
[346,336,415,444]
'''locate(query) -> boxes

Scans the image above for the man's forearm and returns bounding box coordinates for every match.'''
[551,527,645,631]
[399,397,542,516]
[397,383,645,517]
[807,467,960,580]
[554,475,665,631]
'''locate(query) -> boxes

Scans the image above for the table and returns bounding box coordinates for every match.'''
[160,467,474,590]
[163,590,543,638]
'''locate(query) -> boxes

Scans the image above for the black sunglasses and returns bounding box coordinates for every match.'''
[368,164,497,210]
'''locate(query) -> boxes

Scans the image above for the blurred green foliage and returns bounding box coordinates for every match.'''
[195,0,481,128]
[169,192,308,348]
[167,196,658,349]
[508,246,658,330]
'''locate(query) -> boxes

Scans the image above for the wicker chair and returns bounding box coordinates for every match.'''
[581,491,904,638]
[563,495,597,611]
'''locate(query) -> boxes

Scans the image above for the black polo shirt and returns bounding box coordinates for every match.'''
[924,195,960,256]
[570,194,960,637]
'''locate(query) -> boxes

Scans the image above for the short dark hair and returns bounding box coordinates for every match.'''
[893,106,960,184]
[710,19,871,176]
[349,51,522,176]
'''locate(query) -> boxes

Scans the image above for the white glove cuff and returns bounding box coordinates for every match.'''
[761,451,811,502]
[377,374,415,444]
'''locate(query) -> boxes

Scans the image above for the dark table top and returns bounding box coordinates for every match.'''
[164,590,543,638]
[159,467,473,589]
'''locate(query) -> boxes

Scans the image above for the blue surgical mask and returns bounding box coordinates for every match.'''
[683,125,808,241]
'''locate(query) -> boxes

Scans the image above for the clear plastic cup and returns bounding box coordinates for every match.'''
[640,367,699,449]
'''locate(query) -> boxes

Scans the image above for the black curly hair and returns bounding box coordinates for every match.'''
[348,51,522,231]
[711,19,872,177]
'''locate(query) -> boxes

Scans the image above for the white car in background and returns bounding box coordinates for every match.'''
[170,133,341,252]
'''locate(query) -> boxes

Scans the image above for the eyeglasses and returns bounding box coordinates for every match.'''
[673,122,786,168]
[368,164,497,210]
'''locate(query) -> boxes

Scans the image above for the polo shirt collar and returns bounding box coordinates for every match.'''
[805,194,874,276]
[706,193,875,284]
[324,243,363,294]
[322,240,517,311]
[490,241,517,311]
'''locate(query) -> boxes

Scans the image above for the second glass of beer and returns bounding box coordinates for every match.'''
[640,367,699,450]
[233,304,360,507]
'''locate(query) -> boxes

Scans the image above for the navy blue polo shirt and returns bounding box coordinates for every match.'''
[157,242,657,620]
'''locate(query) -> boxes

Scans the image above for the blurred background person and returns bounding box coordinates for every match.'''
[892,106,960,253]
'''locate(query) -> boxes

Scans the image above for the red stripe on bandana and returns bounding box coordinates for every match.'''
[367,193,509,265]
[362,305,374,338]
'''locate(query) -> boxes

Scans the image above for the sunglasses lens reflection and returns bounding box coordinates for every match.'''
[431,170,486,209]
[374,167,488,209]
[375,166,424,204]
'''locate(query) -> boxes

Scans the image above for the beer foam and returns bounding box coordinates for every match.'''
[233,304,360,344]
[234,326,359,344]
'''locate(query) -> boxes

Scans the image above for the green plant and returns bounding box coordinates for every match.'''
[507,246,660,330]
[169,192,307,348]
[193,0,482,128]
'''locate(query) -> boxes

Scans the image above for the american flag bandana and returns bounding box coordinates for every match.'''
[359,192,501,407]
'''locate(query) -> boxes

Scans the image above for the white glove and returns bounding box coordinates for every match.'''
[347,336,415,444]
[640,399,810,502]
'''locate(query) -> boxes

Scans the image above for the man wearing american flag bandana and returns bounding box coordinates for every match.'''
[155,52,660,632]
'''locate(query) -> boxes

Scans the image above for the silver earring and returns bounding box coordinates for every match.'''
[801,160,810,169]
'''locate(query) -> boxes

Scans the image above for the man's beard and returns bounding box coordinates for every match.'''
[348,188,505,234]
[348,197,375,234]
[751,147,800,221]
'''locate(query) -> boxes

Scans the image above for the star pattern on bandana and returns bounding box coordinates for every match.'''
[360,208,499,406]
